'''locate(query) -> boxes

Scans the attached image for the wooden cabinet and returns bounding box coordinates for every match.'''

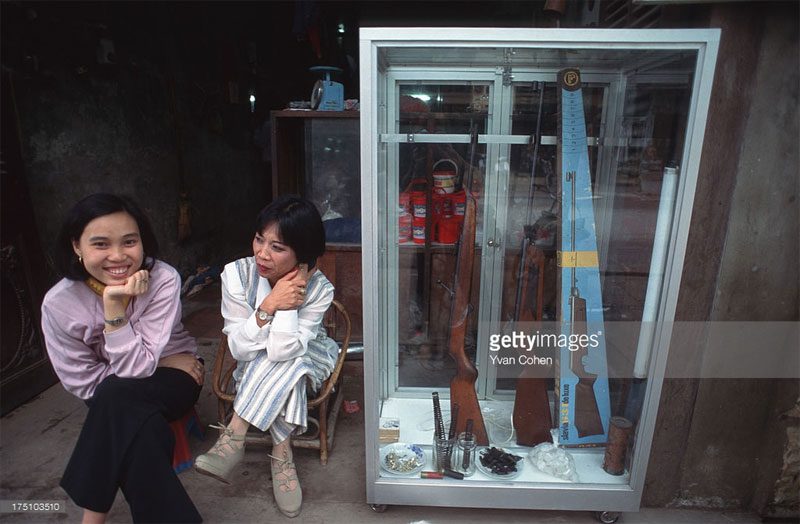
[271,110,363,341]
[316,244,362,343]
[271,110,360,206]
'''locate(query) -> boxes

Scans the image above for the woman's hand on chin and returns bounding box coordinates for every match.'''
[103,269,151,301]
[262,267,308,313]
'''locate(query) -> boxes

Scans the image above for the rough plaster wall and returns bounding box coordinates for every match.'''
[708,9,799,325]
[766,399,800,518]
[642,3,762,506]
[672,2,799,513]
[14,53,266,281]
[18,68,170,270]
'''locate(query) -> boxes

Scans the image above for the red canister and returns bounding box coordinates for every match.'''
[412,216,426,244]
[431,191,451,238]
[451,190,466,218]
[437,215,460,244]
[411,191,427,218]
[432,159,458,194]
[399,192,411,213]
[399,193,412,243]
[399,215,412,243]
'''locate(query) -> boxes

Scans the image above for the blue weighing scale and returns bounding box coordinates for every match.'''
[310,66,344,111]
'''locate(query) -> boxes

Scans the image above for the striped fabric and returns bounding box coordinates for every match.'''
[227,257,338,440]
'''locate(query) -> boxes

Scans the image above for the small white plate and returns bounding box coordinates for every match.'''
[380,443,426,476]
[476,447,524,480]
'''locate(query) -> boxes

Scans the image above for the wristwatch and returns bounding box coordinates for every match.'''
[256,309,273,322]
[104,316,127,327]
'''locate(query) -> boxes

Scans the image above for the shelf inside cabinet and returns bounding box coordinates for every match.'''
[272,110,360,119]
[398,242,459,253]
[400,112,489,122]
[378,398,630,485]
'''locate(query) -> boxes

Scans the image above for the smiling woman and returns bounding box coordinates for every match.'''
[41,193,204,523]
[72,211,145,285]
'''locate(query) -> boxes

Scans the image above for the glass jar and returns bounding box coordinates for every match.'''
[432,434,455,472]
[452,432,477,477]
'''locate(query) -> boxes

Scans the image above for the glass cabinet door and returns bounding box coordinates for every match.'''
[492,78,611,397]
[381,77,494,456]
[395,82,489,390]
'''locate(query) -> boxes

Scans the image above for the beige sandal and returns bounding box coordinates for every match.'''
[269,453,302,518]
[194,423,245,484]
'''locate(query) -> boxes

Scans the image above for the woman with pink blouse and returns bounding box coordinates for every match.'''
[41,193,204,523]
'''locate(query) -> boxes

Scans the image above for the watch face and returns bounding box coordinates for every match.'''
[257,310,269,321]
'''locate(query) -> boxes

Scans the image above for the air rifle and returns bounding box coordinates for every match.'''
[513,231,553,446]
[448,125,488,445]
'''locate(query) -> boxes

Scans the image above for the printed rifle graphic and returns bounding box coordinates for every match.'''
[569,289,603,437]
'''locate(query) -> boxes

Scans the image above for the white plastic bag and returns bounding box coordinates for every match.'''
[527,429,579,482]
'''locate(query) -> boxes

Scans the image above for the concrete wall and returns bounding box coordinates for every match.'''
[677,1,799,514]
[643,1,799,516]
[3,4,275,281]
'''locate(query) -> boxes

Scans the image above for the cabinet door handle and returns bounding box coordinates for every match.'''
[487,238,500,247]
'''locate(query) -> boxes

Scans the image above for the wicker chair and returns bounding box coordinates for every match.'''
[210,300,351,465]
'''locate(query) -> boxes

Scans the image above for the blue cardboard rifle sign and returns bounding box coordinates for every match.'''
[557,68,611,446]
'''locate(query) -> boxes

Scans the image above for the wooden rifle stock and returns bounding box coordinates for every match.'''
[448,126,488,445]
[569,294,603,437]
[517,238,545,323]
[513,242,553,446]
[513,371,553,446]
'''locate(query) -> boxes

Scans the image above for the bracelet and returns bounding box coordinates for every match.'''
[104,316,127,327]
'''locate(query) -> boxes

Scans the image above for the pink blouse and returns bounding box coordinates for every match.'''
[41,260,197,400]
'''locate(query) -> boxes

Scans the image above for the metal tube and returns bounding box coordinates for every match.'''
[633,166,679,378]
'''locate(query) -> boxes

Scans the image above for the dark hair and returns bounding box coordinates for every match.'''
[255,195,325,270]
[55,193,160,280]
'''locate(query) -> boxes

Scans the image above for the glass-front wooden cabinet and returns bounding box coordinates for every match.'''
[271,110,363,341]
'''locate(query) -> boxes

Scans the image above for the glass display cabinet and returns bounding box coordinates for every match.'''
[359,28,719,517]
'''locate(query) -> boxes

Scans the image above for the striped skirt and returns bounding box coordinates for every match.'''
[233,335,337,441]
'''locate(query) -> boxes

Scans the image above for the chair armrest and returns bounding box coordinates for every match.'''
[307,300,351,408]
[211,336,236,402]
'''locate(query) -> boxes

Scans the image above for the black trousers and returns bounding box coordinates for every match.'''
[60,367,202,523]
